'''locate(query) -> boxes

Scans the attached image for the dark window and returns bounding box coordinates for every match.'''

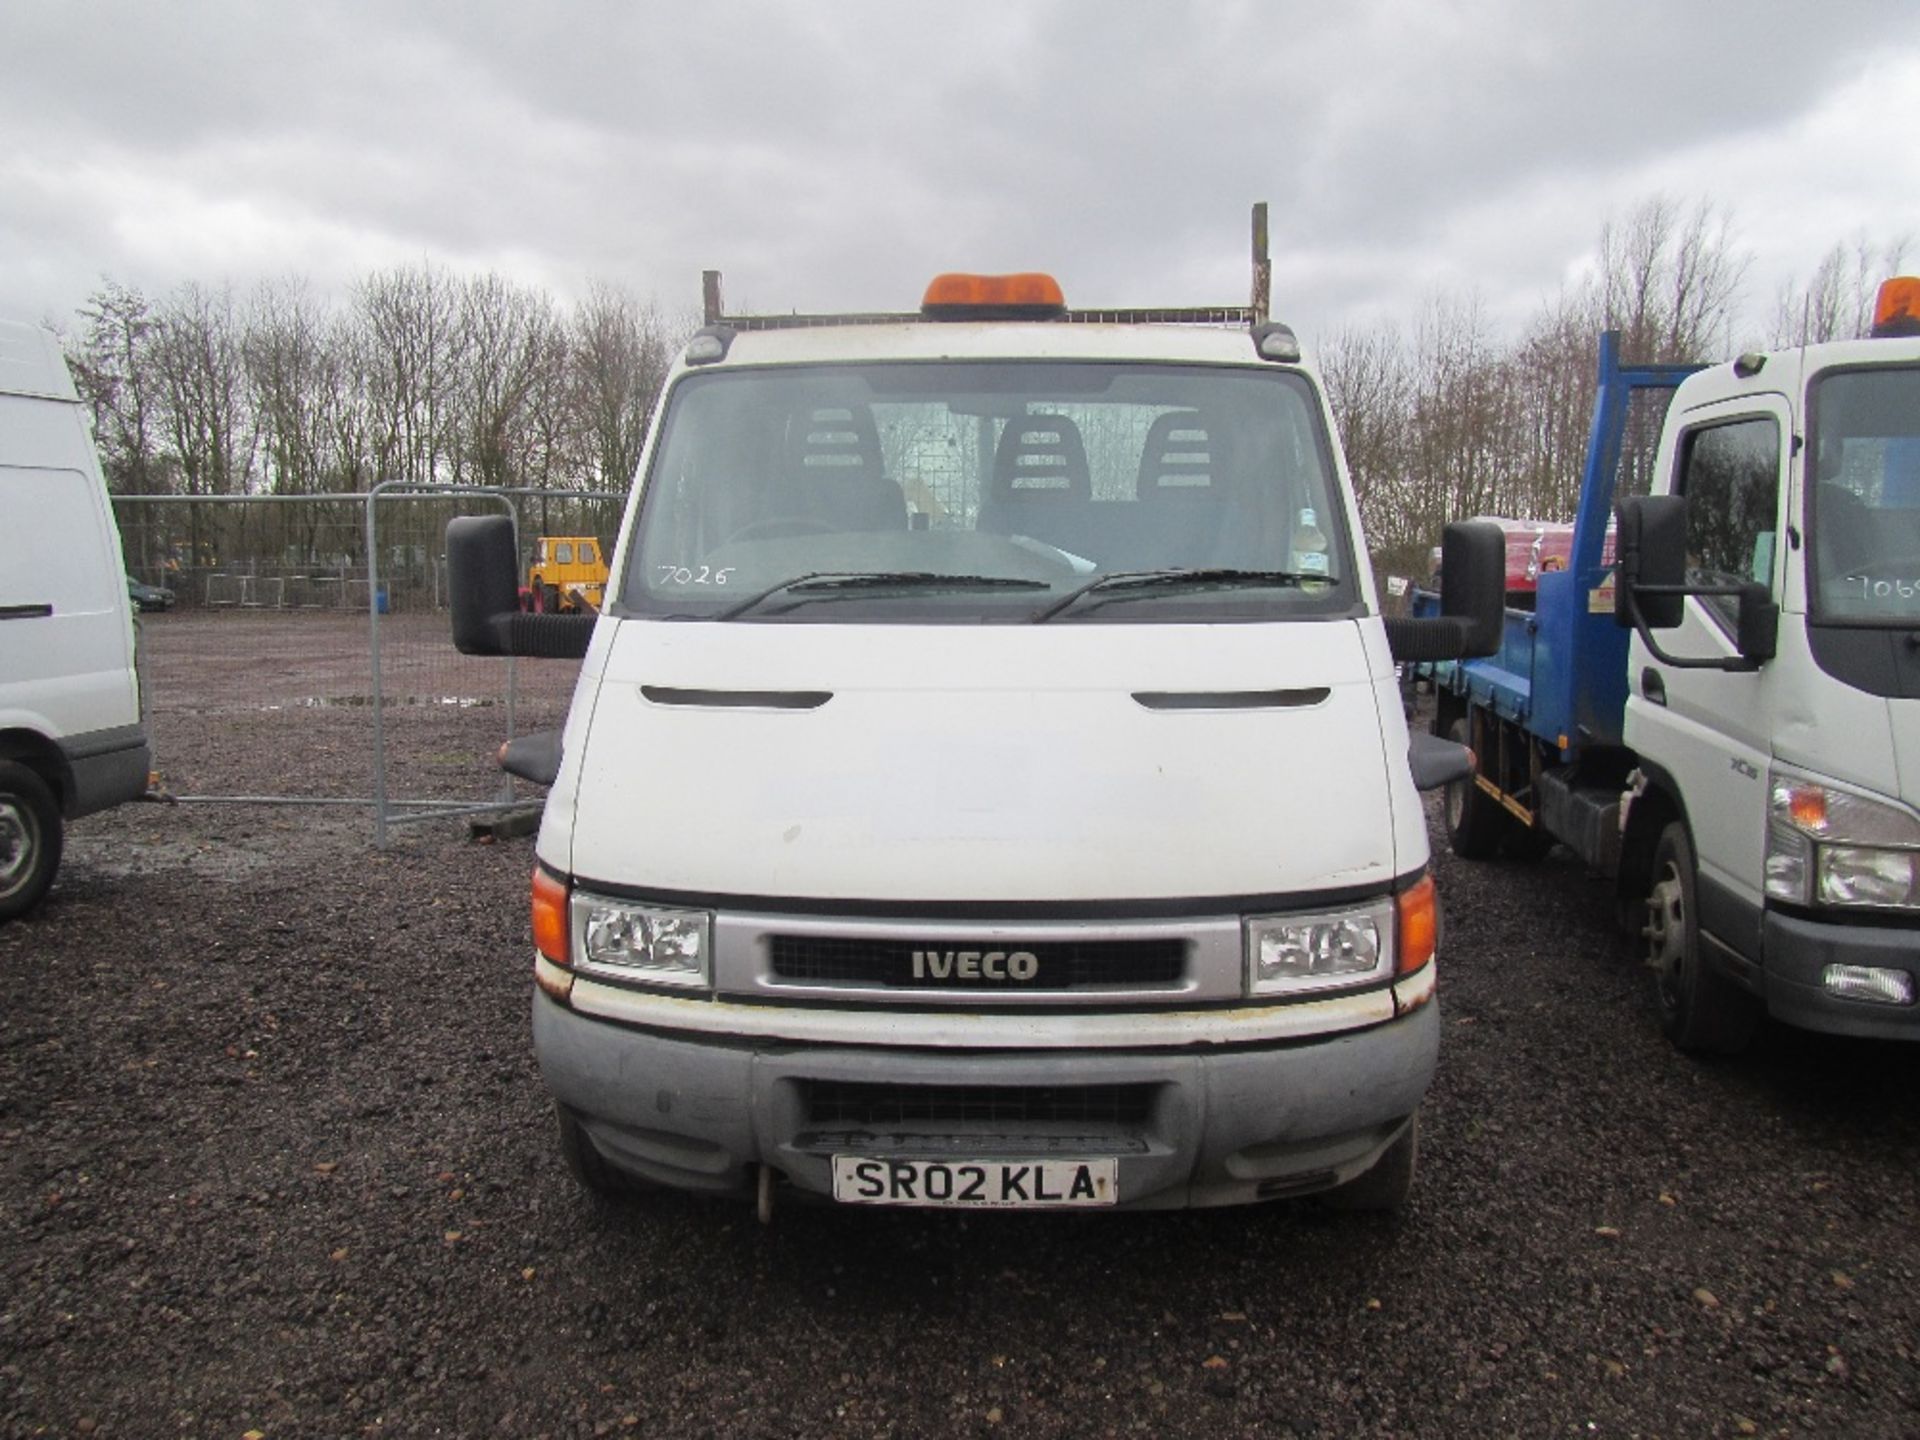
[1676,417,1779,630]
[1809,365,1920,623]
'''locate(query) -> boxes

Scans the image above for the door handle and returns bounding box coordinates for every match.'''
[0,604,54,621]
[1641,667,1667,706]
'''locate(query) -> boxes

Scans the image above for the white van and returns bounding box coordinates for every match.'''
[450,274,1502,1213]
[0,318,150,919]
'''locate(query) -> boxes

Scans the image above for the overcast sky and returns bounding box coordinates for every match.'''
[3,0,1917,347]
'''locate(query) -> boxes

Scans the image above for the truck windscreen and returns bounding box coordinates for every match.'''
[619,362,1356,622]
[1811,365,1920,624]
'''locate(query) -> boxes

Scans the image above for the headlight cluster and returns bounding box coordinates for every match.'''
[1246,897,1397,996]
[1766,769,1920,912]
[572,893,711,988]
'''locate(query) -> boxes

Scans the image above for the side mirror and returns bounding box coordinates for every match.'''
[1614,494,1686,630]
[449,515,523,656]
[448,515,595,660]
[1735,580,1779,664]
[1614,495,1777,672]
[1407,729,1474,791]
[499,729,564,786]
[1385,520,1505,662]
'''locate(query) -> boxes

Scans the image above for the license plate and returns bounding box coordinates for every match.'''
[831,1156,1117,1208]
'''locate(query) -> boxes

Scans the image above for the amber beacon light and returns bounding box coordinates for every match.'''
[1872,276,1920,338]
[921,272,1067,321]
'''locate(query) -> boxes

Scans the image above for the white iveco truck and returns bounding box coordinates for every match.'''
[449,266,1505,1214]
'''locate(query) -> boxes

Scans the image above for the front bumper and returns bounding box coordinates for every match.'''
[1762,910,1920,1041]
[531,978,1438,1210]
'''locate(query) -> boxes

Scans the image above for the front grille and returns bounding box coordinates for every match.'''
[801,1081,1156,1129]
[768,936,1186,988]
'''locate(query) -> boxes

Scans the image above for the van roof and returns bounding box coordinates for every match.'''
[710,320,1290,370]
[0,318,80,403]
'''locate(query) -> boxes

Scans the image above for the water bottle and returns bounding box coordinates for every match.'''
[1292,507,1330,577]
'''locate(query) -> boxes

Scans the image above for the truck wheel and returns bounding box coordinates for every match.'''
[0,761,63,922]
[1320,1113,1418,1213]
[1442,715,1506,860]
[1645,821,1759,1055]
[541,584,562,615]
[1502,819,1556,863]
[555,1104,632,1198]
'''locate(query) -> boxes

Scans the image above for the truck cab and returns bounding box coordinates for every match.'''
[1622,281,1920,1045]
[450,269,1504,1213]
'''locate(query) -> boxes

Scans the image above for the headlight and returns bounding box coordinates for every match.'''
[571,893,711,988]
[1766,770,1920,911]
[1246,898,1395,996]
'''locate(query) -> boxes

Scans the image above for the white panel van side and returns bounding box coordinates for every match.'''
[0,319,150,919]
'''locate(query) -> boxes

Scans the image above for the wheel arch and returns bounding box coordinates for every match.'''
[0,730,74,815]
[1620,758,1687,907]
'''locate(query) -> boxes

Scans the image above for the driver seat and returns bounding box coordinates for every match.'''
[777,404,907,531]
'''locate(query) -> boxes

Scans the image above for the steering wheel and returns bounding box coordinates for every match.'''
[726,517,836,544]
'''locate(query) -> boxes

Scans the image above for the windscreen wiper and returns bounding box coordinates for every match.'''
[715,571,1049,620]
[1030,568,1314,622]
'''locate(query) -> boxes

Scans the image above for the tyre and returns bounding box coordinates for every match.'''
[1502,817,1556,863]
[1320,1113,1418,1213]
[1441,714,1506,860]
[555,1104,630,1198]
[541,584,562,615]
[1644,821,1759,1055]
[0,761,63,922]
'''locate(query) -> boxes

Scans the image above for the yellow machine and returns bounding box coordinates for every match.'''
[523,536,608,613]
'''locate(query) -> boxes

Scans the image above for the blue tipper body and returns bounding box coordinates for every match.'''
[1412,332,1702,760]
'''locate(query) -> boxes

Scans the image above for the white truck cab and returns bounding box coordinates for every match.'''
[0,318,151,919]
[451,272,1504,1212]
[1620,278,1920,1045]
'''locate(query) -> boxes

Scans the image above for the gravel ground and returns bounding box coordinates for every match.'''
[4,657,1920,1437]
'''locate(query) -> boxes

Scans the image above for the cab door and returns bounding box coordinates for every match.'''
[1626,398,1791,914]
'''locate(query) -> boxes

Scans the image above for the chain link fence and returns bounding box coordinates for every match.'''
[113,487,626,844]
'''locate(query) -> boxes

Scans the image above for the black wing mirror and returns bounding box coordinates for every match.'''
[1614,495,1776,669]
[1385,520,1506,663]
[448,515,595,660]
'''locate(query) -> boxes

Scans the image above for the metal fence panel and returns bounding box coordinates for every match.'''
[111,487,626,843]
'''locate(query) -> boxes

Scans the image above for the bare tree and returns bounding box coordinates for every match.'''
[568,283,676,492]
[355,264,462,486]
[1769,234,1914,345]
[152,282,253,499]
[454,272,560,489]
[1593,195,1745,363]
[247,278,333,495]
[1322,320,1416,561]
[68,281,162,494]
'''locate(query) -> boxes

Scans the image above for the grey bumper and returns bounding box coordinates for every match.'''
[1762,910,1920,1041]
[532,989,1438,1209]
[60,725,150,818]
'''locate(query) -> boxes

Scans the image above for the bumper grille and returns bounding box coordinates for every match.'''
[801,1081,1156,1129]
[769,936,1186,988]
